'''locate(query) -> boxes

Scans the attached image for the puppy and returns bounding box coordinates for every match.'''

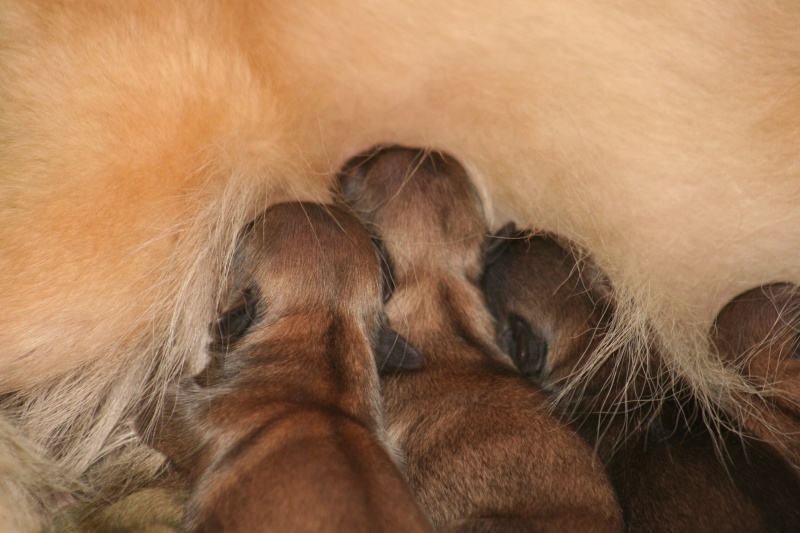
[6,3,800,526]
[713,283,800,467]
[139,202,433,533]
[481,231,651,447]
[341,148,623,532]
[482,233,800,533]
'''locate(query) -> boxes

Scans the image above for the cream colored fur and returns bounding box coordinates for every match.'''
[2,0,800,529]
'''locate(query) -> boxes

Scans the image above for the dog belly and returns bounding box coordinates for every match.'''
[3,0,799,384]
[265,0,800,389]
[1,1,800,524]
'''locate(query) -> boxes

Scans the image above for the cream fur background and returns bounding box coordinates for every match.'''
[2,1,800,529]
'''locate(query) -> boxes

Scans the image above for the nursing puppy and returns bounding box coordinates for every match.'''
[481,231,656,448]
[482,234,800,533]
[139,202,432,533]
[342,148,623,532]
[713,283,800,464]
[5,2,800,528]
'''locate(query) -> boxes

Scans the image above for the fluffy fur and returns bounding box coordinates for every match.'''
[2,0,800,528]
[482,233,800,532]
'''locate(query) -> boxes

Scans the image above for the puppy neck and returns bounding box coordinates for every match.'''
[386,274,504,367]
[218,311,384,431]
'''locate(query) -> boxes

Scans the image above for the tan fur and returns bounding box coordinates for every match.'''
[47,485,185,533]
[137,202,431,532]
[341,148,623,532]
[482,235,800,532]
[2,0,800,527]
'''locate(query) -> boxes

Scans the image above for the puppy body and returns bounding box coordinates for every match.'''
[482,234,800,532]
[144,203,431,533]
[343,149,623,532]
[3,0,800,525]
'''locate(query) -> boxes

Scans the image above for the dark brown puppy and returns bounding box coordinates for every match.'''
[341,148,623,533]
[713,283,800,468]
[481,231,652,448]
[138,202,433,533]
[482,233,800,533]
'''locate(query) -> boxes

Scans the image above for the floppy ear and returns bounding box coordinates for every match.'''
[579,259,614,306]
[376,322,424,373]
[484,222,518,266]
[337,148,384,199]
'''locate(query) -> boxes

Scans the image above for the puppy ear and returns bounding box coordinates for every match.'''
[484,222,518,265]
[579,259,614,305]
[337,148,383,199]
[376,322,424,374]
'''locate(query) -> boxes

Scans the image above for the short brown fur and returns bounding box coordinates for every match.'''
[342,148,623,533]
[138,203,432,533]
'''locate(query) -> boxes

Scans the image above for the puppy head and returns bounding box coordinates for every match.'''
[339,147,486,285]
[212,202,382,356]
[212,201,422,373]
[481,231,613,390]
[713,283,800,400]
[237,202,381,319]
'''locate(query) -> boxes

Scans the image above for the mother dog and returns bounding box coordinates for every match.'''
[2,0,800,529]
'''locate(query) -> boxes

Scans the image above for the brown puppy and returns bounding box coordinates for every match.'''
[6,4,800,526]
[138,202,433,533]
[341,148,623,533]
[481,231,654,445]
[482,233,800,533]
[713,283,800,465]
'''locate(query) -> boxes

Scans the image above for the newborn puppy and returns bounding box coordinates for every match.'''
[482,233,800,533]
[341,148,623,533]
[481,232,615,395]
[481,231,649,443]
[713,283,800,465]
[138,202,433,533]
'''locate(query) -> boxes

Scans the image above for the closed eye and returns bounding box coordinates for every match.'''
[213,287,259,351]
[373,237,396,303]
[506,313,548,381]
